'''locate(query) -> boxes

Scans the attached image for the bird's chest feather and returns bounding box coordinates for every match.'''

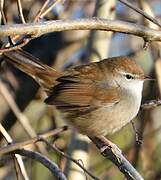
[61,80,143,136]
[105,90,142,134]
[64,87,142,136]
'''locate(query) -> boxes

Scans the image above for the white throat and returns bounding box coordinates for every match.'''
[126,80,143,97]
[120,80,144,126]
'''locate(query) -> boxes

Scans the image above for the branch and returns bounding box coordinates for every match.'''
[0,123,29,180]
[0,79,47,154]
[13,149,67,180]
[0,126,68,155]
[40,138,99,180]
[0,79,37,137]
[90,137,143,180]
[118,0,161,28]
[16,0,26,24]
[0,126,98,180]
[34,0,51,22]
[141,100,161,109]
[38,0,63,20]
[0,18,161,41]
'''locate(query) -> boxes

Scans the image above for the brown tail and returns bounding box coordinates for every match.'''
[4,49,61,94]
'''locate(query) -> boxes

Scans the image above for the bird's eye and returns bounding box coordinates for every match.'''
[124,74,133,80]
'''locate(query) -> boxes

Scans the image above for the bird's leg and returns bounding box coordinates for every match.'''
[131,120,142,145]
[99,136,122,154]
[89,136,122,155]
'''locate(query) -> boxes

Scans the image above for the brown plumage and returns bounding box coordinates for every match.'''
[4,50,144,136]
[4,50,61,94]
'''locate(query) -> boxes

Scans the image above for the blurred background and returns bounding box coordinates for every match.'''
[0,0,161,179]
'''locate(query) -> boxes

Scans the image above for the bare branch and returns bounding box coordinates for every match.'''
[0,126,68,155]
[0,18,161,42]
[0,123,29,180]
[0,79,38,137]
[90,136,144,180]
[118,0,161,28]
[0,37,33,53]
[39,0,64,20]
[141,100,161,109]
[0,1,7,25]
[16,0,26,24]
[0,123,12,143]
[40,138,99,180]
[34,0,51,22]
[13,149,67,180]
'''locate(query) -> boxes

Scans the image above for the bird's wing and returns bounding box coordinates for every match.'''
[4,50,61,94]
[45,63,120,110]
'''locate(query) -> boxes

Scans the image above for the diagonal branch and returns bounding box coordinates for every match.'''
[90,137,144,180]
[118,0,161,28]
[39,138,99,180]
[0,123,29,180]
[0,126,68,155]
[13,149,67,180]
[38,0,64,20]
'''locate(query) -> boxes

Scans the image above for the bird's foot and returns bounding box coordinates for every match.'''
[99,137,122,155]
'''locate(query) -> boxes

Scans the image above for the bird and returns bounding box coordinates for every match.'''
[3,49,145,147]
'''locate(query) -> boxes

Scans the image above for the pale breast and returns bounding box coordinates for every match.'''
[63,88,142,136]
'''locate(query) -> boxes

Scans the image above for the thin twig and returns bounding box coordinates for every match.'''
[16,0,26,23]
[0,5,7,24]
[138,0,158,29]
[13,149,67,180]
[0,37,33,53]
[13,155,21,180]
[0,0,43,53]
[34,0,51,22]
[0,123,29,180]
[0,126,97,180]
[0,1,13,45]
[39,138,99,180]
[0,123,20,180]
[141,100,161,109]
[0,123,12,143]
[39,0,64,19]
[0,78,49,155]
[118,0,161,28]
[0,79,38,137]
[0,126,68,155]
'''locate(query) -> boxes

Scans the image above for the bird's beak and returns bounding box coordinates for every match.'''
[144,76,155,81]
